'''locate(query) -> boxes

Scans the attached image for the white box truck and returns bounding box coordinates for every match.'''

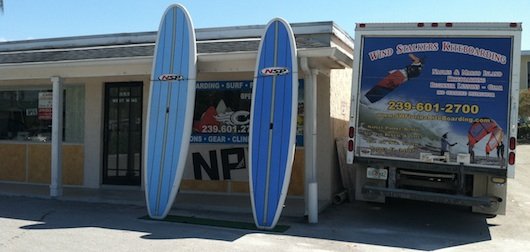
[347,22,522,215]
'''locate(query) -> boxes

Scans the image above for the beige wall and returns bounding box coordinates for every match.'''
[0,144,26,182]
[76,75,150,188]
[330,69,352,135]
[316,73,333,201]
[0,76,149,188]
[329,69,353,197]
[82,78,103,188]
[313,69,352,202]
[0,65,351,204]
[0,79,85,185]
[0,143,84,185]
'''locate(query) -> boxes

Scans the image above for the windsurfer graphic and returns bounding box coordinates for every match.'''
[364,53,423,103]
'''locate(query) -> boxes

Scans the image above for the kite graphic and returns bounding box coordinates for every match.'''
[365,54,423,103]
[467,118,503,154]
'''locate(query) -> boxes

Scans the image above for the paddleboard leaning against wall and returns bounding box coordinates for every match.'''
[249,17,299,230]
[144,4,197,219]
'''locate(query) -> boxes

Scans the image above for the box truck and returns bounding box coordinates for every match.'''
[347,22,522,214]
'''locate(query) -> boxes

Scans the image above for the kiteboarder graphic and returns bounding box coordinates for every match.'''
[440,133,457,156]
[364,53,423,103]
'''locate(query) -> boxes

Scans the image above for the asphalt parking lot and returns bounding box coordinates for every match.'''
[1,145,529,251]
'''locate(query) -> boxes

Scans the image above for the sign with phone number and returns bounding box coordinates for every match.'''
[357,36,512,167]
[191,80,304,145]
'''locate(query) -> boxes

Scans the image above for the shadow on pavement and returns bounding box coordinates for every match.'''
[284,198,493,251]
[0,196,247,241]
[0,195,492,250]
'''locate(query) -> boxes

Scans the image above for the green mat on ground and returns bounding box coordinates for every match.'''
[140,215,290,233]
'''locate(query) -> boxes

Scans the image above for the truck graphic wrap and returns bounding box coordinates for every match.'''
[357,37,513,168]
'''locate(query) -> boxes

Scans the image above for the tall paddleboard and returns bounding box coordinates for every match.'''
[249,18,298,230]
[144,4,196,219]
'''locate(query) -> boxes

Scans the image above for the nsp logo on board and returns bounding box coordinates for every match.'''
[158,74,184,81]
[261,67,289,76]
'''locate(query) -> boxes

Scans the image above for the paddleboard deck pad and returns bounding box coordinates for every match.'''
[249,18,298,230]
[144,4,196,219]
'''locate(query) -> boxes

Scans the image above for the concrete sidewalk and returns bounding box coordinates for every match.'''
[1,186,529,251]
[0,145,529,251]
[0,182,314,217]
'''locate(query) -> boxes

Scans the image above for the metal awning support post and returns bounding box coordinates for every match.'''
[301,57,318,224]
[50,76,63,198]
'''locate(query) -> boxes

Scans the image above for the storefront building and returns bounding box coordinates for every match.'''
[521,50,530,90]
[0,22,354,213]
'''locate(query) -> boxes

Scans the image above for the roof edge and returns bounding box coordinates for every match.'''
[0,21,352,53]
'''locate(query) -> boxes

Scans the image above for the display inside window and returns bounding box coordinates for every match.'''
[191,80,304,145]
[0,89,51,141]
[0,86,84,143]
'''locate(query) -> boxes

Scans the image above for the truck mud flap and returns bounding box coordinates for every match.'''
[362,185,492,207]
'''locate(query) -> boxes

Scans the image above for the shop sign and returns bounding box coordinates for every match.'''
[191,80,304,145]
[38,92,53,120]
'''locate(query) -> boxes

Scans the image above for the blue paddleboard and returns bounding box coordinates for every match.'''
[249,18,298,230]
[144,4,196,219]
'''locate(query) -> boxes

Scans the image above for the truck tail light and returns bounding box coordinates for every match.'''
[509,152,515,165]
[349,127,355,138]
[508,137,516,165]
[348,127,355,151]
[348,140,354,152]
[510,137,516,150]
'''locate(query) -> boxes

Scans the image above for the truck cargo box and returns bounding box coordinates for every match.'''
[347,23,522,215]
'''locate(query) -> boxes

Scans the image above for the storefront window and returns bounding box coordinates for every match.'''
[191,80,304,145]
[64,85,85,143]
[0,86,84,143]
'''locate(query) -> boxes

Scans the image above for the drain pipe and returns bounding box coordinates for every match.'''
[301,57,318,224]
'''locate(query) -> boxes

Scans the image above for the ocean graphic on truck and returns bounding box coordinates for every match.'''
[357,37,512,168]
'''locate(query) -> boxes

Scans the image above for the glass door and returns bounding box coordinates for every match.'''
[103,82,143,185]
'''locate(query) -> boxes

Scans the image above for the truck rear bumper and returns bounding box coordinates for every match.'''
[354,158,507,215]
[362,185,493,207]
[355,156,507,177]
